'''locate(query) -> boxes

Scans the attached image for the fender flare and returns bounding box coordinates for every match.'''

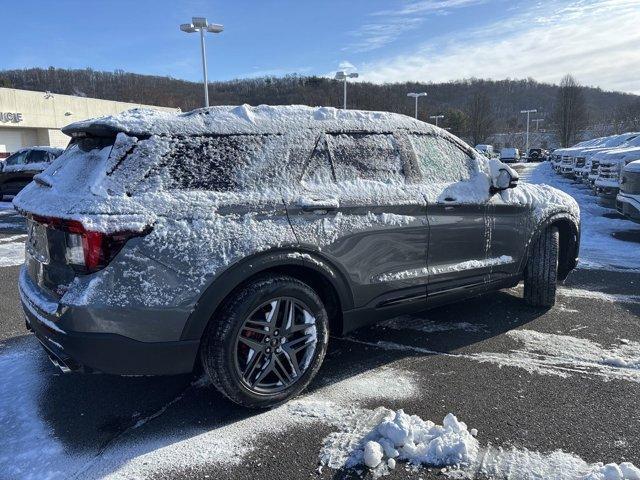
[179,246,354,341]
[520,211,580,280]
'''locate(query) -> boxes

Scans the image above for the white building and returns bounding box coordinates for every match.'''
[0,87,176,157]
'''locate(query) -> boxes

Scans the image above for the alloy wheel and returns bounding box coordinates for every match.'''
[233,297,318,394]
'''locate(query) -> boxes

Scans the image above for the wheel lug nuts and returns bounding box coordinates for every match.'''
[264,336,270,343]
[266,347,271,354]
[274,330,279,336]
[276,348,282,353]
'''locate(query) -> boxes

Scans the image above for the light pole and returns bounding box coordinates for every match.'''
[533,118,544,131]
[335,71,359,109]
[180,17,224,107]
[429,114,444,127]
[407,92,427,119]
[520,109,537,155]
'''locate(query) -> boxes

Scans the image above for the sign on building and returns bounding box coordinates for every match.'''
[0,112,23,123]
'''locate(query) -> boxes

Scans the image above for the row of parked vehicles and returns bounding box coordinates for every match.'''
[549,132,640,223]
[475,145,549,163]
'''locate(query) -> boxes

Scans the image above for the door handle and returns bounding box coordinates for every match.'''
[443,197,457,202]
[296,196,339,212]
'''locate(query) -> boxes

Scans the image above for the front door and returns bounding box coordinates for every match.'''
[403,133,495,297]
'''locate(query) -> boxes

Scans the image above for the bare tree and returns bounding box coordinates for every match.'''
[554,74,587,147]
[466,92,494,146]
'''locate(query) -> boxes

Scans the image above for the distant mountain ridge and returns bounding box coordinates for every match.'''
[1,67,637,136]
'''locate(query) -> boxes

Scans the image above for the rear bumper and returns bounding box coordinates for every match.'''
[19,267,199,375]
[617,194,640,223]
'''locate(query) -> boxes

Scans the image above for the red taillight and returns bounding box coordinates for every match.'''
[30,215,147,273]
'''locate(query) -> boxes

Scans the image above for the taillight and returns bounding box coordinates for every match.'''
[30,215,148,273]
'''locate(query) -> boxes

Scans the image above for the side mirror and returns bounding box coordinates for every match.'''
[489,159,519,192]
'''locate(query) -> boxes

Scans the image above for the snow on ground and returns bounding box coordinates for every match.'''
[308,403,640,479]
[0,234,26,267]
[524,162,640,271]
[0,340,419,479]
[345,326,640,384]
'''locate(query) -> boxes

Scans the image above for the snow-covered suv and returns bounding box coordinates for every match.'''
[617,161,640,223]
[15,106,580,408]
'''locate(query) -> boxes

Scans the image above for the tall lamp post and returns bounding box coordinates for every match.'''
[335,71,359,109]
[407,92,427,119]
[429,114,444,127]
[533,118,544,131]
[520,109,537,156]
[180,17,224,107]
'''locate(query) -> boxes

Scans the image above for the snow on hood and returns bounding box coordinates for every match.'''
[500,182,580,223]
[62,104,437,137]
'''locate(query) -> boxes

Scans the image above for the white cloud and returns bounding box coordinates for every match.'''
[358,0,640,94]
[345,0,489,53]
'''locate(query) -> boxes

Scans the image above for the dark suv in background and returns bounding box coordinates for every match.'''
[15,105,580,408]
[0,146,63,200]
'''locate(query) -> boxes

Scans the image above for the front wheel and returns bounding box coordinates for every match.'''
[200,275,329,408]
[523,227,559,307]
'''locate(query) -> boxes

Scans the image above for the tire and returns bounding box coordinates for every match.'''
[524,227,559,307]
[200,275,329,408]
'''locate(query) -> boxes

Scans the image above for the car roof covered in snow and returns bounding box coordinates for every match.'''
[62,104,437,138]
[10,146,64,156]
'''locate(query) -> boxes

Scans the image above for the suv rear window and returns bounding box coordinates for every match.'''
[327,133,405,184]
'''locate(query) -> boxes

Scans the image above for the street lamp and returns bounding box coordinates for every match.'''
[407,92,427,119]
[533,118,544,131]
[335,71,359,109]
[429,114,444,127]
[520,109,537,156]
[180,16,224,107]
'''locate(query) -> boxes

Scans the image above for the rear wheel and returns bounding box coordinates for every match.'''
[200,275,329,408]
[524,227,559,307]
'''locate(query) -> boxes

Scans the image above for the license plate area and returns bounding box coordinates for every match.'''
[26,219,51,265]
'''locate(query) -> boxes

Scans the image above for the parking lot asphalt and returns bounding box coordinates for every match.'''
[1,163,640,479]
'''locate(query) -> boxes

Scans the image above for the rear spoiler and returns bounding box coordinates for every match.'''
[62,122,123,138]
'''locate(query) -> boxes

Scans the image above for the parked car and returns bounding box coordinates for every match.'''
[475,144,495,158]
[594,140,640,199]
[576,133,639,186]
[557,138,607,178]
[617,160,640,223]
[15,106,580,408]
[0,146,63,200]
[500,147,520,163]
[527,148,545,162]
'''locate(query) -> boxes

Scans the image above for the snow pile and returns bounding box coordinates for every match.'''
[319,408,479,472]
[586,463,640,480]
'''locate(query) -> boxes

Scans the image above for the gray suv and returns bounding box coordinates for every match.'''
[15,106,580,408]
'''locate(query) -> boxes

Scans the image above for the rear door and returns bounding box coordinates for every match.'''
[405,133,494,297]
[285,132,429,314]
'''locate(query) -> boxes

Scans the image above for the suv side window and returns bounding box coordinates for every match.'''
[409,134,475,183]
[327,133,405,184]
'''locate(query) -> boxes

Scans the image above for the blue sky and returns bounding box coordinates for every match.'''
[2,0,639,93]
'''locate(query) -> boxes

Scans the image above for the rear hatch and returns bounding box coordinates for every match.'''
[16,133,152,298]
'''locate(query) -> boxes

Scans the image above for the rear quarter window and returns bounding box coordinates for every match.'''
[139,134,309,193]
